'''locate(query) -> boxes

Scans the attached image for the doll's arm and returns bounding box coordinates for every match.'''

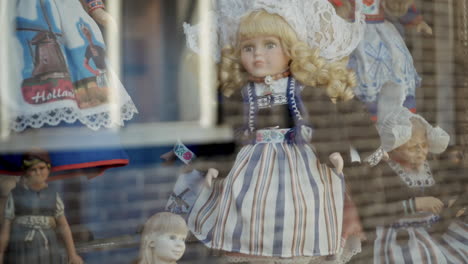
[80,0,117,30]
[56,215,83,264]
[84,58,100,75]
[329,152,344,174]
[0,219,11,263]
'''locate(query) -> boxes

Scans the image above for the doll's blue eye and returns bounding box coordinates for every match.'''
[242,46,254,52]
[266,42,276,49]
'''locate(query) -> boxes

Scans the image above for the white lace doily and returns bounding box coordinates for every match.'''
[183,0,366,62]
[377,107,450,153]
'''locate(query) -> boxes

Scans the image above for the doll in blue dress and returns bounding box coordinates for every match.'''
[330,0,432,121]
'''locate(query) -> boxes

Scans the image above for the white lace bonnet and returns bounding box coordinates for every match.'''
[377,107,450,154]
[183,0,366,62]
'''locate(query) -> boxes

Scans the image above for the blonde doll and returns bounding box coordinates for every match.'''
[183,1,382,263]
[137,212,188,264]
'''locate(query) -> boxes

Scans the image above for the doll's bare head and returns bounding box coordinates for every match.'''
[383,0,415,18]
[389,117,428,171]
[138,212,188,264]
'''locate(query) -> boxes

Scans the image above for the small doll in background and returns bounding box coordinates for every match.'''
[183,0,381,263]
[350,107,467,263]
[330,0,432,121]
[0,152,83,264]
[136,212,188,264]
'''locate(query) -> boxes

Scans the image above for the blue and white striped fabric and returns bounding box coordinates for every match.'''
[187,141,345,258]
[374,217,468,264]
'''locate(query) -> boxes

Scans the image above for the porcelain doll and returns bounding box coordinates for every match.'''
[137,212,188,264]
[0,152,83,264]
[0,0,136,178]
[349,107,467,263]
[330,0,432,121]
[182,1,385,263]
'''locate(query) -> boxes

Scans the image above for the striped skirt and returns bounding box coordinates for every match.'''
[187,142,345,258]
[374,218,468,263]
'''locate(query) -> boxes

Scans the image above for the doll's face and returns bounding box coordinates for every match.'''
[390,125,428,170]
[383,0,414,17]
[151,231,186,262]
[25,162,50,186]
[240,35,290,78]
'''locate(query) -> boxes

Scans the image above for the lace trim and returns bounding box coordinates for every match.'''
[387,160,435,188]
[10,100,138,132]
[363,147,385,167]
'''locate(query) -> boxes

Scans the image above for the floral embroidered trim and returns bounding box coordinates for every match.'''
[387,160,435,188]
[256,128,290,143]
[173,140,196,165]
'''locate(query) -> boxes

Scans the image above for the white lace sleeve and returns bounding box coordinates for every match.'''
[4,193,15,220]
[55,193,65,218]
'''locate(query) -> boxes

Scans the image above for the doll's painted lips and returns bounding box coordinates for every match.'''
[173,250,184,256]
[254,60,265,66]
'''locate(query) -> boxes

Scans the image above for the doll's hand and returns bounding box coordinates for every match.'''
[160,151,176,166]
[300,125,313,142]
[205,168,219,188]
[68,253,84,264]
[329,152,344,174]
[416,21,433,35]
[382,150,389,161]
[415,196,444,214]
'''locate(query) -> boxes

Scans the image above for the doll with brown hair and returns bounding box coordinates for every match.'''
[348,107,467,263]
[329,0,432,121]
[0,152,83,264]
[136,212,188,264]
[182,1,383,263]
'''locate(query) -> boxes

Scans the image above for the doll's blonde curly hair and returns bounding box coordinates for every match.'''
[219,10,356,101]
